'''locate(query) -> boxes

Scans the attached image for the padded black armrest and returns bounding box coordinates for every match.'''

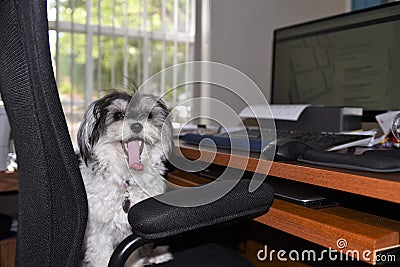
[128,179,274,240]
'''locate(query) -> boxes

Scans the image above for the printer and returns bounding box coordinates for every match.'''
[239,104,363,132]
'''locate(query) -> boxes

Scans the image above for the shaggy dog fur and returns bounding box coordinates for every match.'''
[78,91,173,266]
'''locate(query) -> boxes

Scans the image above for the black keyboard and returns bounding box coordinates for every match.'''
[221,128,373,151]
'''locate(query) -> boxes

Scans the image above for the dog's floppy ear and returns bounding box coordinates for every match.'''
[77,101,100,165]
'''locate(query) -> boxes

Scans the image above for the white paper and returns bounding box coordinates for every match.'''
[239,104,311,121]
[270,104,312,121]
[340,129,377,136]
[375,110,400,136]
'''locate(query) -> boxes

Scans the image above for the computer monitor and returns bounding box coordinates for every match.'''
[271,2,400,122]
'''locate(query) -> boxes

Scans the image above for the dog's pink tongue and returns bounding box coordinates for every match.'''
[128,141,144,171]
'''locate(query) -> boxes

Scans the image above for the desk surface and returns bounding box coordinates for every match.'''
[174,142,400,204]
[172,142,400,265]
[0,172,18,192]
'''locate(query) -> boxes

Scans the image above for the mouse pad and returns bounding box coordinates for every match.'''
[297,149,400,172]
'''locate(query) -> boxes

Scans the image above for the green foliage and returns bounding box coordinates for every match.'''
[48,0,194,104]
[49,0,190,31]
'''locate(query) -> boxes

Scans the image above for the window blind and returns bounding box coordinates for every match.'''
[47,0,196,149]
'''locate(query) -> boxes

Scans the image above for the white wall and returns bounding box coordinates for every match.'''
[204,0,349,127]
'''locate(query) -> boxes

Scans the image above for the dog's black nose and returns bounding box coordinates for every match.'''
[131,123,143,133]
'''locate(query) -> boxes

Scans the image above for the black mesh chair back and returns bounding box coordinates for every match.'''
[0,1,88,266]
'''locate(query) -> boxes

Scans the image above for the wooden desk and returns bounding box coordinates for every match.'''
[0,172,17,193]
[170,143,400,265]
[0,172,17,267]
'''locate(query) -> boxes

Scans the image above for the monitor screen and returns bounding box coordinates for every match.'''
[271,2,400,121]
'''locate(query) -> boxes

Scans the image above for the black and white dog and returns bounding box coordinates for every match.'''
[78,90,173,266]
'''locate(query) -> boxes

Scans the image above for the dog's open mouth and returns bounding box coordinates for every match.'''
[122,139,144,171]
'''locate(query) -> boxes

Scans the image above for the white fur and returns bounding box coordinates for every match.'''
[79,92,173,267]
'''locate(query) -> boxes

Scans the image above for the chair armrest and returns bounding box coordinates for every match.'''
[128,179,274,240]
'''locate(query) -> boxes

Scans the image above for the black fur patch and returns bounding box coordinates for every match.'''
[78,90,132,165]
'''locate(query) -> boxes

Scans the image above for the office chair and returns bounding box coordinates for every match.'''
[0,1,274,266]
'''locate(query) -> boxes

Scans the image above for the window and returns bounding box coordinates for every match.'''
[47,0,196,149]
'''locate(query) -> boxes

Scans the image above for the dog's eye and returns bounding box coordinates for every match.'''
[147,112,153,120]
[113,111,124,121]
